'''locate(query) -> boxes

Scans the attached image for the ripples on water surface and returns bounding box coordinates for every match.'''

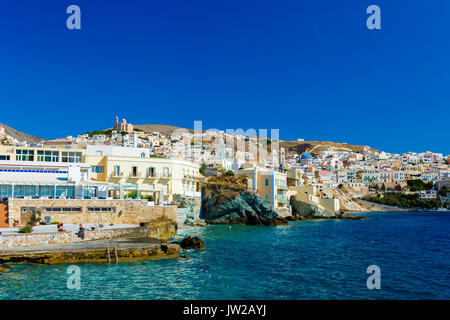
[1,211,449,299]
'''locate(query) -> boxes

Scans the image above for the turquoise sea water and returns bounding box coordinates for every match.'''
[1,211,449,300]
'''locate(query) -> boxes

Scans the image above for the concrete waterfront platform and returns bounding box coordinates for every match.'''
[0,223,138,235]
[0,237,180,265]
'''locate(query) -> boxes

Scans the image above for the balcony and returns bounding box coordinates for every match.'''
[159,173,171,179]
[278,185,289,191]
[128,172,144,179]
[184,190,201,198]
[184,174,199,180]
[276,195,287,204]
[110,171,124,178]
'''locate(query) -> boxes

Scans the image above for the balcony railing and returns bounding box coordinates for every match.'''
[129,172,144,178]
[184,190,201,197]
[144,173,171,179]
[110,171,124,178]
[184,174,199,179]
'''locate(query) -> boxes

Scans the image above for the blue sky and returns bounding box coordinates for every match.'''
[0,0,449,154]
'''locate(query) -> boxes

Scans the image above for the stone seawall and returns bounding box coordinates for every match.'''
[7,199,177,228]
[0,226,148,250]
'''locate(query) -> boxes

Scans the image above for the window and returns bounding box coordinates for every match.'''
[61,152,82,163]
[37,150,59,162]
[39,185,55,197]
[44,207,81,212]
[114,165,121,176]
[56,186,75,198]
[16,149,34,161]
[264,179,269,186]
[132,166,138,177]
[82,186,98,198]
[148,167,155,177]
[0,155,10,160]
[91,166,104,173]
[87,207,115,212]
[95,151,103,156]
[14,185,37,197]
[265,195,269,201]
[163,167,169,177]
[0,185,12,197]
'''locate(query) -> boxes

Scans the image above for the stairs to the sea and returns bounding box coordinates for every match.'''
[106,239,119,263]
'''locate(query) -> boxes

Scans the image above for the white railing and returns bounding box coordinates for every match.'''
[184,191,201,197]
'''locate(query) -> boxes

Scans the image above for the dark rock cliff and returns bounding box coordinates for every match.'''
[200,177,288,225]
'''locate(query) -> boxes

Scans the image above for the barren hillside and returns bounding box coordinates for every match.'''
[280,140,377,156]
[0,122,44,144]
[134,124,194,136]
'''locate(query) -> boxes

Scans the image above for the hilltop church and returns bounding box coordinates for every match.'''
[114,116,134,134]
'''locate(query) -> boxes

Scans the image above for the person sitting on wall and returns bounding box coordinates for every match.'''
[77,224,86,239]
[57,222,65,232]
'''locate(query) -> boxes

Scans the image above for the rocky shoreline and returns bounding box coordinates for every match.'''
[352,199,418,212]
[0,212,368,268]
[0,174,371,268]
[286,213,367,221]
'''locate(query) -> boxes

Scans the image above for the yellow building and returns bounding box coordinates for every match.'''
[237,163,288,210]
[0,145,201,205]
[86,155,201,204]
[286,167,303,187]
[85,146,201,204]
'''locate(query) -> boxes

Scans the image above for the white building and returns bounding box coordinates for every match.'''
[419,190,437,200]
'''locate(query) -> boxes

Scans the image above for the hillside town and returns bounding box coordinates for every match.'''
[0,117,449,229]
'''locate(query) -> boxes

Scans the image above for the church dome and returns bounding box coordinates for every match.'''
[301,153,312,160]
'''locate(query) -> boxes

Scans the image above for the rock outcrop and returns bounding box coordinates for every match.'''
[285,215,307,221]
[180,236,205,249]
[200,176,288,225]
[174,196,206,227]
[339,214,367,220]
[0,265,10,272]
